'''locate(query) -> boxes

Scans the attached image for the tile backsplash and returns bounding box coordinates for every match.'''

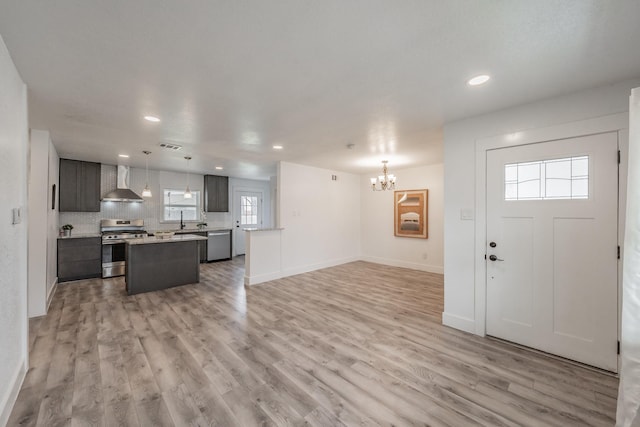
[59,164,232,233]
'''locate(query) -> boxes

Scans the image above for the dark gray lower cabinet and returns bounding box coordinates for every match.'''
[126,240,200,295]
[58,237,102,282]
[152,231,208,262]
[193,232,208,262]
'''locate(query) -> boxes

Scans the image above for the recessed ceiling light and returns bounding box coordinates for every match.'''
[273,145,283,150]
[215,166,223,170]
[118,154,129,158]
[467,74,491,86]
[144,115,161,122]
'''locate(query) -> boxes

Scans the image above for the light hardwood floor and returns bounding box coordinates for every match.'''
[8,259,618,426]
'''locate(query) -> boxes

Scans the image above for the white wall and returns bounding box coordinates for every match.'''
[279,161,361,276]
[616,85,640,427]
[59,166,273,234]
[360,163,443,274]
[60,164,215,233]
[0,35,29,427]
[28,131,50,317]
[47,139,59,299]
[443,77,640,333]
[269,175,277,228]
[27,130,59,318]
[230,177,272,228]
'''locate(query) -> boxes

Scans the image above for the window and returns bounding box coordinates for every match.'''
[240,195,258,225]
[505,156,589,200]
[163,189,201,221]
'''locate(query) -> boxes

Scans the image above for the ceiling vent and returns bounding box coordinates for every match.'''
[159,142,183,151]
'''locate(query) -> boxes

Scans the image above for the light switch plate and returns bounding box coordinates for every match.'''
[12,207,22,224]
[460,208,474,220]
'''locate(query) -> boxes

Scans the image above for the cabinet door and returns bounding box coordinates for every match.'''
[59,159,80,212]
[205,175,229,212]
[58,237,102,282]
[195,232,207,262]
[80,161,101,212]
[215,176,229,211]
[59,159,101,212]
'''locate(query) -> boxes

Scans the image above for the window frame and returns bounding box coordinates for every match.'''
[240,195,259,226]
[504,155,589,201]
[162,189,202,223]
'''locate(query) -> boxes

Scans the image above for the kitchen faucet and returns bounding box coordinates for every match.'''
[180,210,186,229]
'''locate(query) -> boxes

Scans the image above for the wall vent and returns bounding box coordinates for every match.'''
[159,142,183,151]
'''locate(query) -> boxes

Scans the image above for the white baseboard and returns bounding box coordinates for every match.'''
[245,271,283,286]
[246,256,359,286]
[442,312,476,334]
[282,256,359,277]
[46,278,58,311]
[0,359,27,427]
[359,255,444,274]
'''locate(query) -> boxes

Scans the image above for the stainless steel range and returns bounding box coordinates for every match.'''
[101,219,147,278]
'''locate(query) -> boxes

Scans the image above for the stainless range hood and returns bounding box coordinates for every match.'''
[102,165,144,202]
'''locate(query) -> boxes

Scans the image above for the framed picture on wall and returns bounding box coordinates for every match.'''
[394,189,428,238]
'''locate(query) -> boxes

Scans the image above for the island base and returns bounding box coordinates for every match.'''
[126,240,200,295]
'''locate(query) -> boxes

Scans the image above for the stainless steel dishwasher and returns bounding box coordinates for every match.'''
[207,230,232,261]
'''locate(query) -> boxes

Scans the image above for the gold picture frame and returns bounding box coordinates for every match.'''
[394,189,428,239]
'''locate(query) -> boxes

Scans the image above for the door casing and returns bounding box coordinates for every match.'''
[233,188,264,256]
[473,113,628,366]
[484,133,618,371]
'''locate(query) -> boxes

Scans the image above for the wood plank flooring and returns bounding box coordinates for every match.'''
[8,259,618,426]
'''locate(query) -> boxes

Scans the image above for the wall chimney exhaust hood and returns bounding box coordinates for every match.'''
[102,165,144,202]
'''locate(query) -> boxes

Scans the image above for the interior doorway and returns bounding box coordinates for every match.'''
[485,132,619,371]
[233,190,263,255]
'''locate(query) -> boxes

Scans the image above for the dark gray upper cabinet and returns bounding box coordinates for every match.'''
[59,159,101,212]
[204,175,229,212]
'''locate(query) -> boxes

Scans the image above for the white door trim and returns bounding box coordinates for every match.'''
[232,187,265,256]
[474,112,628,337]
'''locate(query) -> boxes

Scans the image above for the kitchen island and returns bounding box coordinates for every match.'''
[125,234,207,295]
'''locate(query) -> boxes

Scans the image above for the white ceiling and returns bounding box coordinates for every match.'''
[1,1,640,179]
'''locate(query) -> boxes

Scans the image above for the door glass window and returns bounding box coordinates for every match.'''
[504,156,589,200]
[240,196,258,225]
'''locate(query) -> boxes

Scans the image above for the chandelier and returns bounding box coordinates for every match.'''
[370,160,396,191]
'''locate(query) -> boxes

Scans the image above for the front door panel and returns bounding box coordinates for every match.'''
[486,132,618,371]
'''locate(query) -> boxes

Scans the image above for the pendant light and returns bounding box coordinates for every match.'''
[184,156,192,199]
[142,151,152,197]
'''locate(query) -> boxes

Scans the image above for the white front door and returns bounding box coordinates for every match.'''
[233,191,262,255]
[486,132,619,372]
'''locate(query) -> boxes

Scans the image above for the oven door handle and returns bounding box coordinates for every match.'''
[102,240,126,245]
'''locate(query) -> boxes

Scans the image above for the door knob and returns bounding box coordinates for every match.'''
[489,254,504,261]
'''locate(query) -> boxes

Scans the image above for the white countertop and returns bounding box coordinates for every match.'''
[148,227,232,234]
[126,234,208,245]
[58,233,101,239]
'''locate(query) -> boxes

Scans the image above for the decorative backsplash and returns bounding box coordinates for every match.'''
[59,164,231,234]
